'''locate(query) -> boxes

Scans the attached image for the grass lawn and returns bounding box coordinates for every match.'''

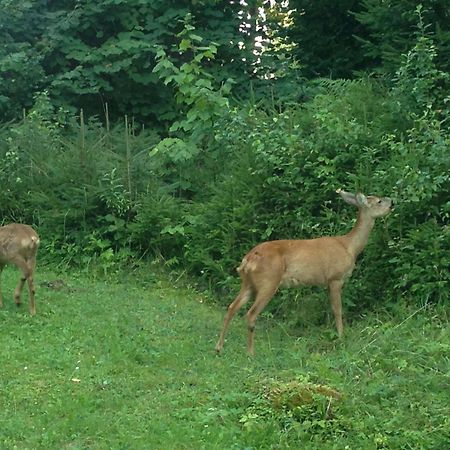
[0,265,448,449]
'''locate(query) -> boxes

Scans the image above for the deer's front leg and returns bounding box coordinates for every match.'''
[328,280,344,337]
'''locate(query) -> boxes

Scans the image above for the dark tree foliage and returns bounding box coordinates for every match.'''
[43,0,258,123]
[286,0,370,78]
[355,0,450,74]
[285,0,450,78]
[0,1,50,119]
[0,0,259,123]
[3,0,447,121]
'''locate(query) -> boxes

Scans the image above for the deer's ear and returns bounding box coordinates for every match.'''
[337,189,358,206]
[355,193,369,207]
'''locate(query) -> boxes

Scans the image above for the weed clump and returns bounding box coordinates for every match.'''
[240,375,345,438]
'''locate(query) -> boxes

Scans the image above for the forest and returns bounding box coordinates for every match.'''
[0,1,449,448]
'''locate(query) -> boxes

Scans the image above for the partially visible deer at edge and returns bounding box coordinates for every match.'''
[0,223,40,315]
[215,189,393,356]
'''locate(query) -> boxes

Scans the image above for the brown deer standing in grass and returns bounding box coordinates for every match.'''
[215,189,393,356]
[0,223,40,315]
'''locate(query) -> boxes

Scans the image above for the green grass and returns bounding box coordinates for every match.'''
[0,265,448,449]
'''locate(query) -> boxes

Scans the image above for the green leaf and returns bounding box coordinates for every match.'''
[179,39,191,51]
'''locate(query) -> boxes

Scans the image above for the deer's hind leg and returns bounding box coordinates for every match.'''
[215,282,253,354]
[246,283,280,356]
[12,256,35,314]
[245,267,282,356]
[0,264,4,308]
[26,256,37,315]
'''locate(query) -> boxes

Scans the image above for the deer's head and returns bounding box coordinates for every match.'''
[337,189,393,218]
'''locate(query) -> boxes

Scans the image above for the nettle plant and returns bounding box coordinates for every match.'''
[151,15,234,196]
[392,6,449,117]
[152,15,234,141]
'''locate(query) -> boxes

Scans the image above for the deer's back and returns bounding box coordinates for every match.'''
[240,237,354,287]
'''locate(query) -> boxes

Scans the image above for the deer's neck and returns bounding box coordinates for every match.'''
[343,210,375,257]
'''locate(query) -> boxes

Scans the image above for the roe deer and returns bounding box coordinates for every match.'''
[215,189,393,355]
[0,223,40,315]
